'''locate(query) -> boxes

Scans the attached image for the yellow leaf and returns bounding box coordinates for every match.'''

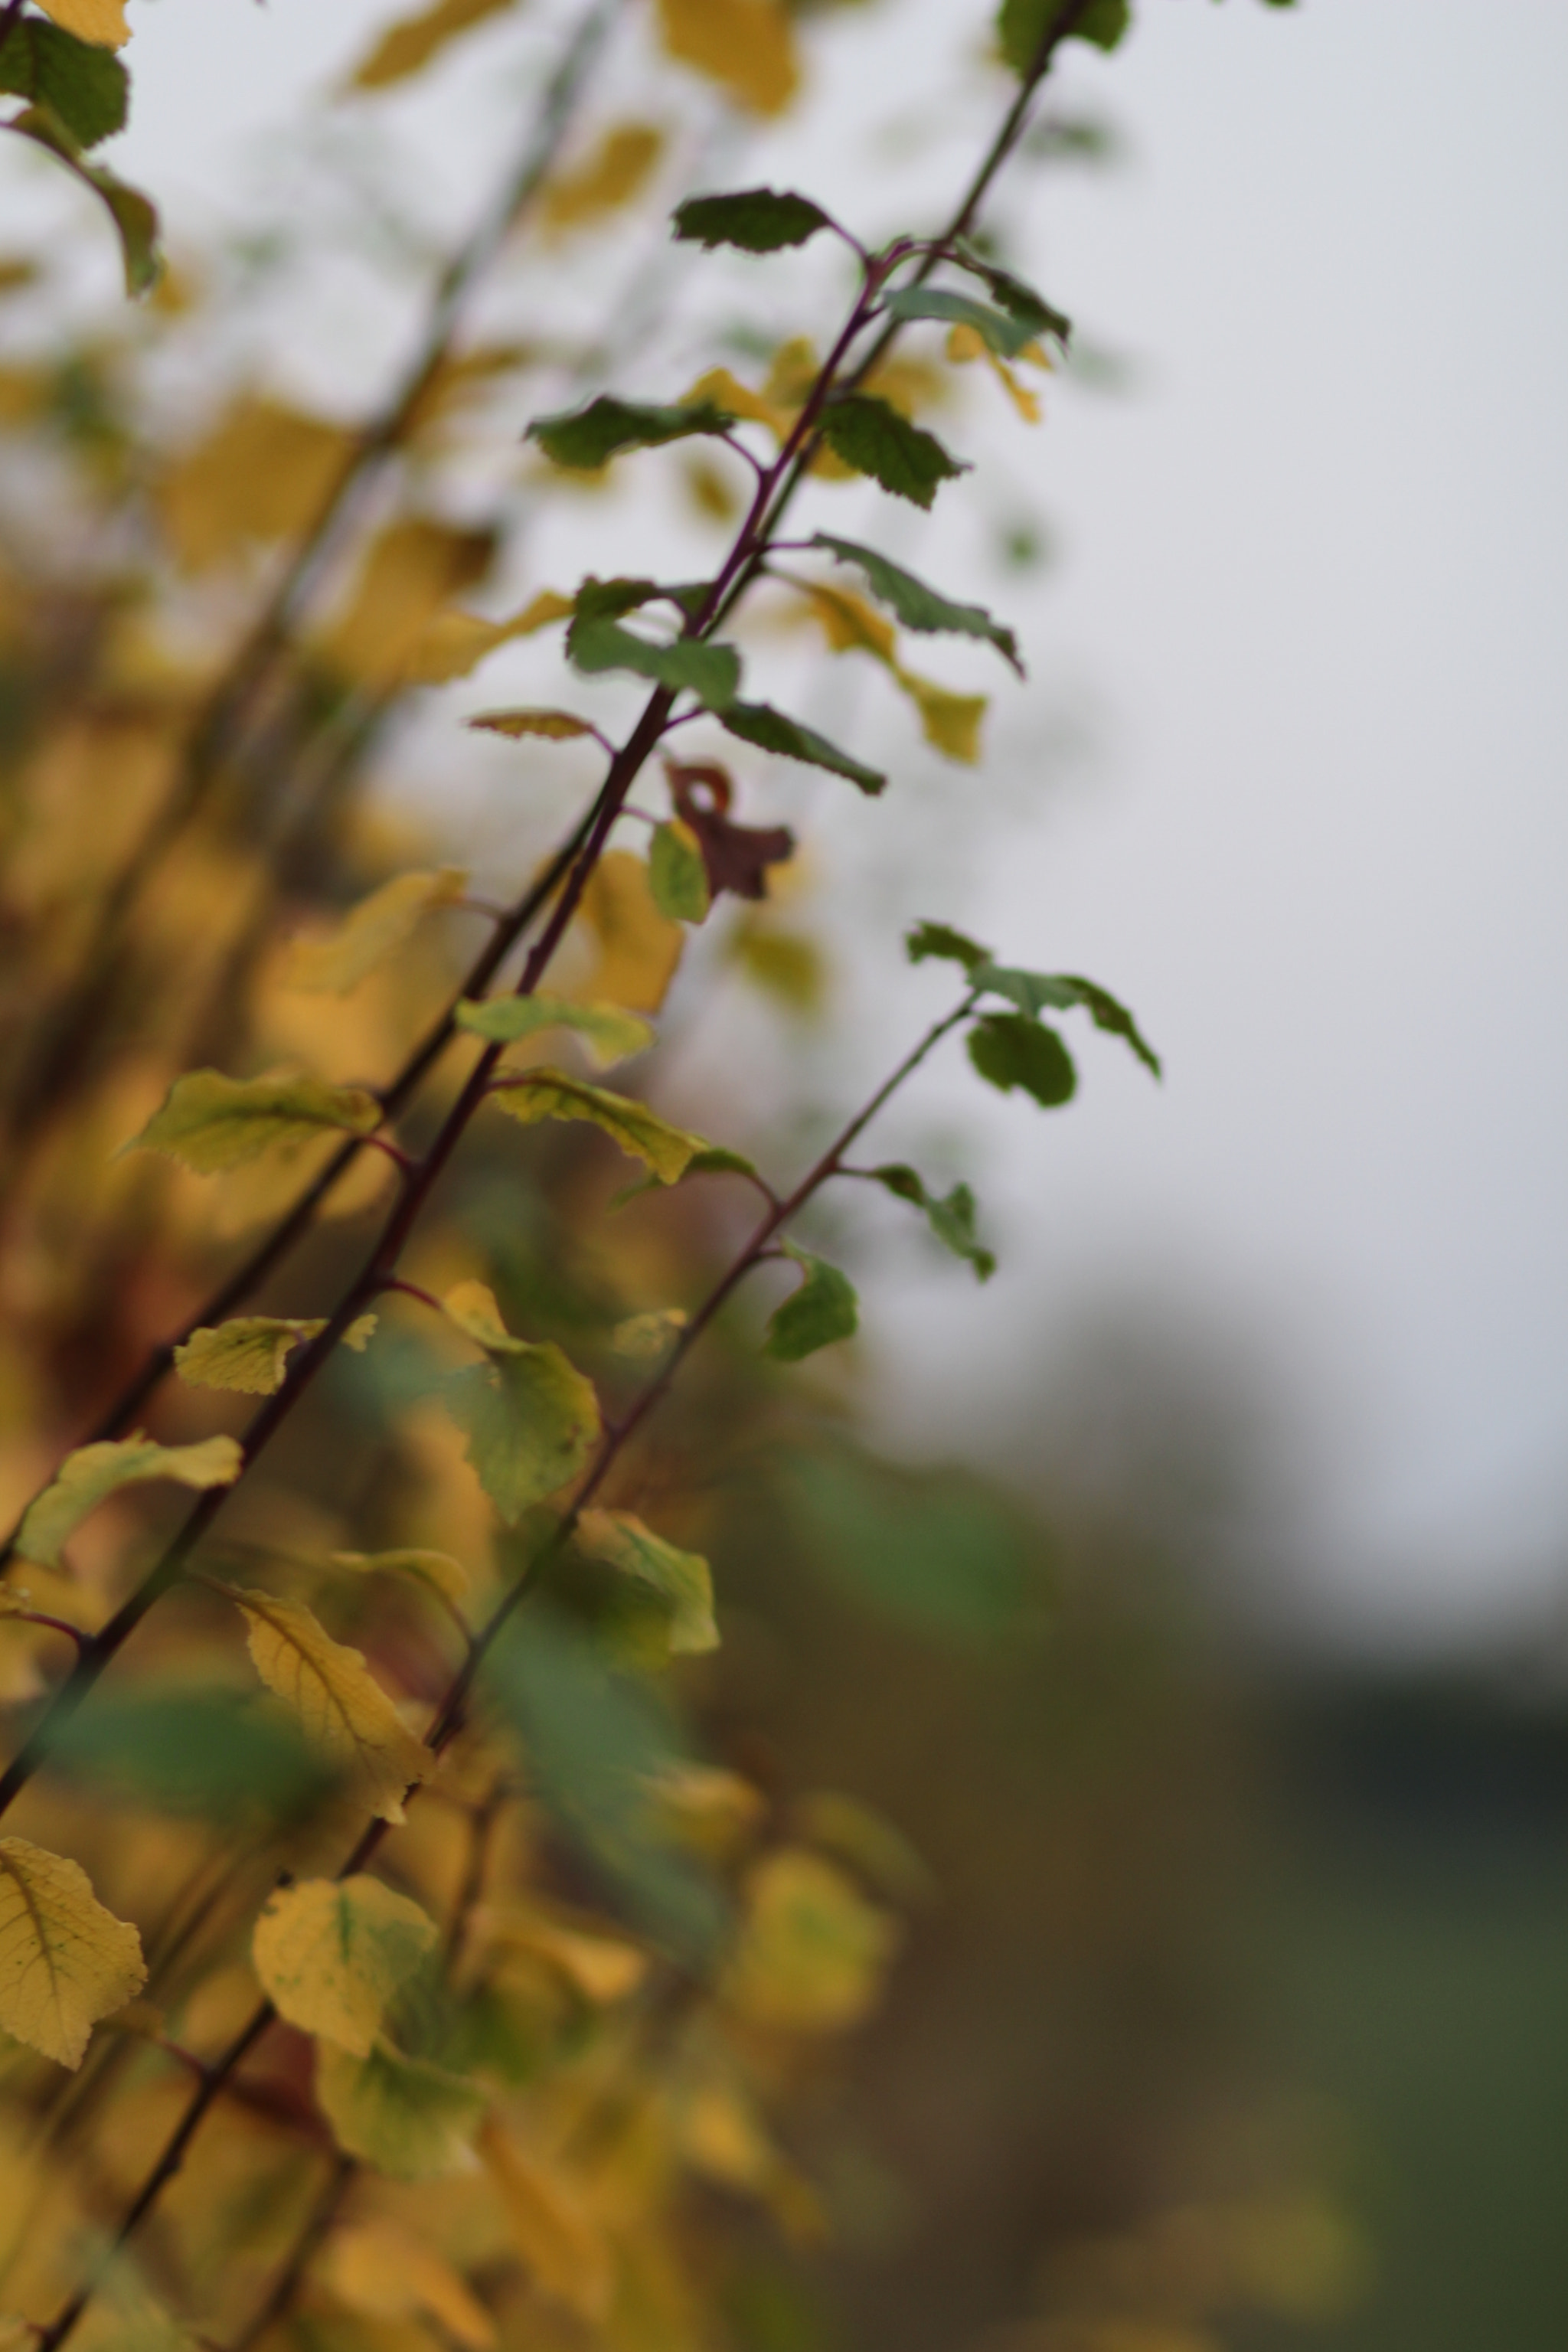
[489,1067,709,1184]
[655,0,799,115]
[323,2220,496,2348]
[946,321,1045,422]
[541,122,664,236]
[455,991,655,1070]
[322,520,495,690]
[724,1848,897,2033]
[0,1838,146,2068]
[17,1433,243,1567]
[252,1876,437,2057]
[345,1312,379,1351]
[441,1279,526,1354]
[468,707,596,742]
[796,580,899,665]
[646,1762,766,1860]
[349,0,513,89]
[222,1586,431,1824]
[406,590,572,686]
[475,1902,647,2004]
[576,849,684,1013]
[159,398,353,571]
[479,2117,614,2321]
[129,1068,382,1172]
[317,2038,487,2179]
[681,365,792,444]
[610,1307,688,1359]
[575,1508,717,1655]
[900,675,987,763]
[330,1548,470,1609]
[763,336,819,410]
[173,1315,326,1396]
[288,868,470,995]
[34,0,129,48]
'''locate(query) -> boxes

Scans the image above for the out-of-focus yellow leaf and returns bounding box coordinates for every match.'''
[403,342,534,440]
[789,580,985,762]
[441,1279,526,1355]
[288,867,469,995]
[17,1432,243,1567]
[322,520,495,691]
[490,1068,708,1184]
[467,707,595,742]
[0,1838,145,2068]
[575,1508,717,1655]
[323,2219,497,2348]
[129,1068,383,1172]
[724,1848,897,2032]
[317,2039,487,2179]
[479,2117,614,2321]
[475,1902,647,2003]
[173,1315,325,1395]
[610,1307,688,1359]
[646,1761,766,1860]
[456,991,654,1070]
[349,0,513,90]
[947,320,1047,421]
[541,122,664,235]
[221,1585,431,1824]
[252,1876,437,2057]
[331,1548,470,1609]
[406,590,572,685]
[903,675,987,763]
[730,920,825,1014]
[656,0,799,114]
[577,850,684,1013]
[792,1790,933,1903]
[34,0,129,49]
[159,399,353,571]
[682,365,791,443]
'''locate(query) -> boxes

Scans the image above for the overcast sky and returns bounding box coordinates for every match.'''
[54,0,1568,1650]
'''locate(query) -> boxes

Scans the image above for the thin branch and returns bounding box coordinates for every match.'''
[227,2154,354,2352]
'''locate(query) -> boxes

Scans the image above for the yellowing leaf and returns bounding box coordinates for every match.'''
[456,991,654,1070]
[903,676,987,763]
[724,1849,897,2032]
[788,580,986,762]
[468,708,596,742]
[349,0,512,89]
[174,1315,326,1395]
[406,590,573,685]
[316,2038,486,2179]
[322,2220,496,2349]
[322,520,495,690]
[130,1069,382,1172]
[656,0,799,115]
[223,1586,430,1823]
[288,868,469,995]
[476,1903,647,2004]
[646,1762,766,1860]
[611,1307,688,1359]
[0,1838,146,2068]
[490,1068,707,1184]
[681,365,792,444]
[946,321,1046,422]
[160,399,353,571]
[34,0,129,50]
[479,2118,614,2322]
[575,1509,717,1655]
[445,1344,601,1524]
[252,1876,437,2057]
[17,1433,243,1567]
[541,122,663,235]
[577,849,684,1012]
[441,1279,526,1354]
[331,1549,470,1609]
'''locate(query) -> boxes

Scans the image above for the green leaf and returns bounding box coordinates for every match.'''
[789,1452,1031,1642]
[996,0,1131,77]
[18,1433,243,1566]
[906,918,991,972]
[0,20,126,147]
[671,186,832,253]
[764,1243,858,1362]
[967,1011,1076,1107]
[446,1343,601,1524]
[568,617,740,708]
[1054,972,1163,1078]
[570,574,664,627]
[47,1687,337,1823]
[129,1068,382,1171]
[866,1165,995,1281]
[528,395,735,471]
[253,1876,438,2057]
[952,239,1073,348]
[717,700,884,795]
[315,2038,487,2180]
[607,1139,757,1210]
[818,394,969,510]
[810,535,1022,674]
[489,1067,710,1183]
[649,818,710,923]
[574,1509,717,1656]
[5,106,158,295]
[881,284,1037,360]
[972,964,1161,1076]
[456,993,655,1069]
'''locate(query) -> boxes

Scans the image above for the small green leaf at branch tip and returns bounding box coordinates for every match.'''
[456,993,655,1070]
[129,1069,383,1172]
[968,1011,1077,1108]
[672,186,833,253]
[906,919,992,972]
[809,536,1022,675]
[575,1509,718,1657]
[467,708,598,743]
[0,20,127,147]
[18,1433,243,1567]
[650,818,710,923]
[867,1165,996,1282]
[764,1244,859,1364]
[717,701,884,795]
[528,395,736,472]
[972,963,1161,1077]
[996,0,1131,77]
[951,240,1073,348]
[568,617,740,708]
[882,285,1038,361]
[5,106,159,296]
[445,1344,601,1524]
[818,394,969,511]
[489,1067,710,1184]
